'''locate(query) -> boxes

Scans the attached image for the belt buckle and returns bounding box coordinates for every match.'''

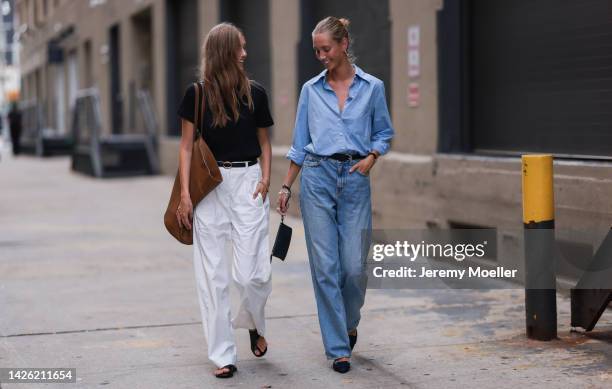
[222,161,232,169]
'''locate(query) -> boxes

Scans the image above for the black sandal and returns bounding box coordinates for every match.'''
[214,364,237,379]
[349,330,358,351]
[332,358,351,374]
[249,329,268,357]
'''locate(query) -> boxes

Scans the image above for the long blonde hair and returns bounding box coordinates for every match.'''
[199,23,253,128]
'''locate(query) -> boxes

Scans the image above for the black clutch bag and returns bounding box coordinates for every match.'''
[270,216,292,261]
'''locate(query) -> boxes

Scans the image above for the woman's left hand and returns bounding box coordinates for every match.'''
[253,179,270,201]
[349,155,376,175]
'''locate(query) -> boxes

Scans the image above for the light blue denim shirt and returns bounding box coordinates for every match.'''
[286,65,394,166]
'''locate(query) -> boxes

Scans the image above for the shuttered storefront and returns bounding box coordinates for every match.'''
[439,0,612,158]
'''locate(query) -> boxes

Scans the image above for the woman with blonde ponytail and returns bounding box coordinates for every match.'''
[277,16,394,374]
[176,23,274,379]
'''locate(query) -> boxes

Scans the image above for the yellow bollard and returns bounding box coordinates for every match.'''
[522,155,554,225]
[522,154,557,340]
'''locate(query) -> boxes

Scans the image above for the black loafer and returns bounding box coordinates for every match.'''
[349,330,358,351]
[332,359,351,374]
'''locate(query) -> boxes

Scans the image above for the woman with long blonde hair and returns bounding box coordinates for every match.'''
[176,23,273,379]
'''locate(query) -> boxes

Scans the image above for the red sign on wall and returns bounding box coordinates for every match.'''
[408,82,420,108]
[407,25,421,108]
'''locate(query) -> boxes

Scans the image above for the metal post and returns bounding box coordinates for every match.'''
[522,154,557,340]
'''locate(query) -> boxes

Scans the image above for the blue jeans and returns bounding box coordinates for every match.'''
[299,153,372,360]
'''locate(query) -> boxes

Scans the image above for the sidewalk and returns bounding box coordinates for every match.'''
[1,153,611,388]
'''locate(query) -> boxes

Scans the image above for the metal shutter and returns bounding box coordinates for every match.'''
[471,0,612,158]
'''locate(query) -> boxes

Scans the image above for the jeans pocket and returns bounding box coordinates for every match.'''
[303,155,322,168]
[355,169,370,177]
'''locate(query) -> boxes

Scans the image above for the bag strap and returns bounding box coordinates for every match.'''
[192,81,215,177]
[193,82,200,136]
[193,81,206,139]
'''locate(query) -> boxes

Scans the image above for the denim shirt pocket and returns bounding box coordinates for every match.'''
[345,111,372,147]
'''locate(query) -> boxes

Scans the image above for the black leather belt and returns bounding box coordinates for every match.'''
[328,153,366,162]
[217,160,258,168]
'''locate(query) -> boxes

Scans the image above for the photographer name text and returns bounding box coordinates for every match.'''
[372,266,517,279]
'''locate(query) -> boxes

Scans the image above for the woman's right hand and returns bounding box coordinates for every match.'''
[177,195,194,230]
[276,191,290,215]
[277,162,300,216]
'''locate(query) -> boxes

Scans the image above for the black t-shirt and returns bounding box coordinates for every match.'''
[177,81,274,161]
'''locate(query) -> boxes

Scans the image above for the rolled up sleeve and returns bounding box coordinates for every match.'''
[286,84,311,166]
[370,81,394,156]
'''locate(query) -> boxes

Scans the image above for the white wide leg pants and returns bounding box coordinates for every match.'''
[192,162,271,368]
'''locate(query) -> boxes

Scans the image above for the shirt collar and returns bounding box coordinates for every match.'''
[315,65,371,88]
[354,65,369,82]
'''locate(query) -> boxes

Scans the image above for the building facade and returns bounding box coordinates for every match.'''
[1,0,20,116]
[15,0,612,280]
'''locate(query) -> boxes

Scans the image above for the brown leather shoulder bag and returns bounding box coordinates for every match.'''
[164,81,222,245]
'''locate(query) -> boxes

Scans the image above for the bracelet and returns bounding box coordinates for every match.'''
[367,152,378,160]
[279,184,292,197]
[278,189,291,198]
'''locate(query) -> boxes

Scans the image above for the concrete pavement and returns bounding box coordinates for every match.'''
[1,151,611,388]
